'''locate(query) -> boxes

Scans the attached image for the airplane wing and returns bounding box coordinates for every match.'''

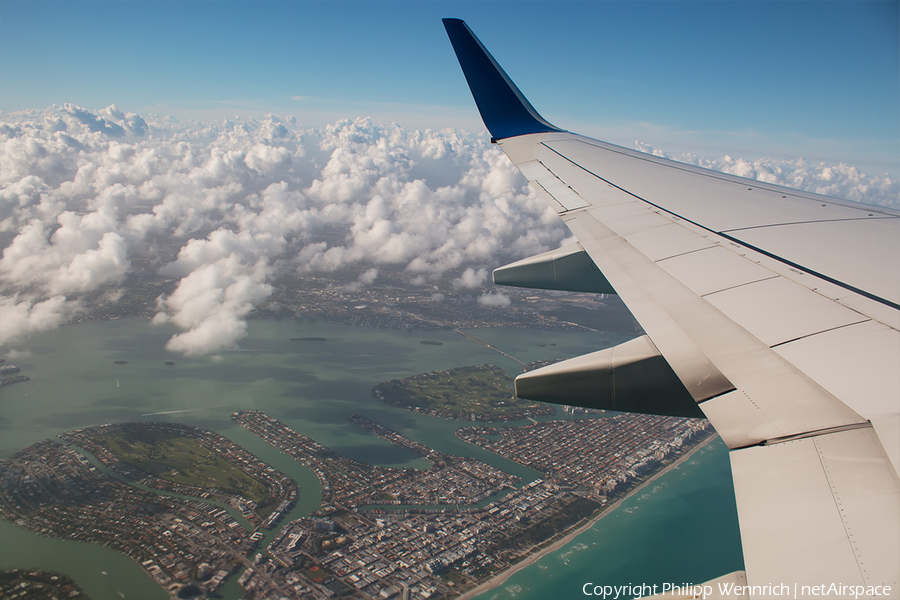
[443,18,900,593]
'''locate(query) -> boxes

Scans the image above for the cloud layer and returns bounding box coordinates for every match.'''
[634,142,899,208]
[1,105,896,352]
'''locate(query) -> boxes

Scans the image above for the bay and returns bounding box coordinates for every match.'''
[0,519,169,600]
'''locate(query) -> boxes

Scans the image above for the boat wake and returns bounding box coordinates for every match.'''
[141,408,208,416]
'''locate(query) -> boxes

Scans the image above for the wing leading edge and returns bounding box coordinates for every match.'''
[443,18,900,593]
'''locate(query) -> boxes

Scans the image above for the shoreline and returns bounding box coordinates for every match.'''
[453,433,719,600]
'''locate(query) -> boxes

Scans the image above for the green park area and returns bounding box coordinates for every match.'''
[373,364,550,420]
[99,428,269,505]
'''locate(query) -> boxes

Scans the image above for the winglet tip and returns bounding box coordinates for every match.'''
[443,18,561,140]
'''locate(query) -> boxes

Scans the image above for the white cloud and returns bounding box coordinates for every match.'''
[359,267,379,285]
[478,292,511,308]
[452,267,488,290]
[0,104,895,353]
[635,142,900,208]
[341,267,379,293]
[153,246,274,355]
[0,217,130,295]
[0,295,80,347]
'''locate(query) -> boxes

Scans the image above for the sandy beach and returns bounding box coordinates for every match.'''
[453,434,720,600]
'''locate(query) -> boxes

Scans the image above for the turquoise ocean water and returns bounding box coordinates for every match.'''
[0,318,742,599]
[471,438,743,600]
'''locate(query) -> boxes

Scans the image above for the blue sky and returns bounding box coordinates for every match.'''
[2,1,898,174]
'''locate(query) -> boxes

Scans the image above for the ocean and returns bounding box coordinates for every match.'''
[470,438,743,600]
[0,317,743,599]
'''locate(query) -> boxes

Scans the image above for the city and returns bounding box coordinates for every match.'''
[0,402,713,599]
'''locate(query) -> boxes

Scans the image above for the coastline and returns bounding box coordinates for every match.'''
[453,433,720,600]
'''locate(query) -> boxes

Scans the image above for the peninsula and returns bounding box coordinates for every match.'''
[0,422,298,596]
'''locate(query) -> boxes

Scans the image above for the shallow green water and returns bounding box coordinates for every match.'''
[0,519,168,600]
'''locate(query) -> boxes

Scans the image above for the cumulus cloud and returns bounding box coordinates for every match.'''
[635,142,900,208]
[152,236,274,355]
[0,295,80,347]
[0,103,895,354]
[340,267,379,293]
[1,106,567,353]
[452,267,489,290]
[0,217,130,295]
[478,292,511,308]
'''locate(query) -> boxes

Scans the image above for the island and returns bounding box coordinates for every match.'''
[372,364,554,422]
[0,374,29,386]
[0,422,298,596]
[0,364,30,387]
[0,569,89,599]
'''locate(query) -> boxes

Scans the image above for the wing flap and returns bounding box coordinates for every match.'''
[730,427,900,589]
[621,222,717,262]
[772,319,900,467]
[517,158,592,211]
[586,203,673,237]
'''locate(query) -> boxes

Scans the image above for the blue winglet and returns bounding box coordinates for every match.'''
[443,19,563,141]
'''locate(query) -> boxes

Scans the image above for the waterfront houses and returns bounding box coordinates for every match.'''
[0,409,712,599]
[231,410,713,600]
[234,411,520,508]
[0,441,251,595]
[456,414,712,492]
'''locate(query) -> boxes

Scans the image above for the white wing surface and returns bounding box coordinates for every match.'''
[444,18,899,594]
